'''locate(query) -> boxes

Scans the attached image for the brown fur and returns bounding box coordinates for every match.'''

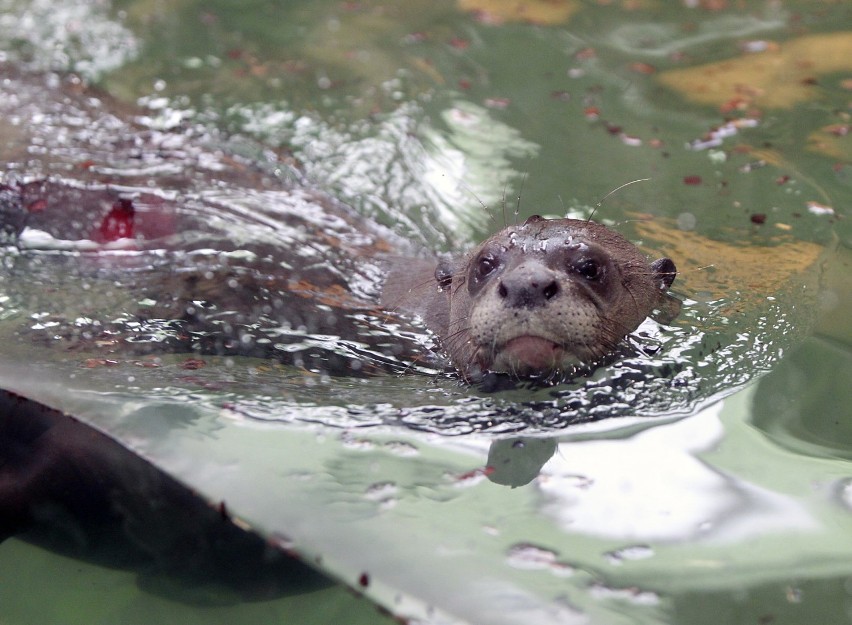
[383,215,678,379]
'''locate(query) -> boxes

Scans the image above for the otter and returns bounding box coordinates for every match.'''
[383,215,678,380]
[0,65,679,383]
[0,66,681,600]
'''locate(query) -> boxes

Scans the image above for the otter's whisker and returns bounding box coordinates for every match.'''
[587,177,651,223]
[514,172,528,225]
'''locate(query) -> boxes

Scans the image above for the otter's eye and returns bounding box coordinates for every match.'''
[574,258,602,281]
[475,254,499,281]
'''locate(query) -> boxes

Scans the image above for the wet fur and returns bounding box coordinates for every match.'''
[382,215,678,380]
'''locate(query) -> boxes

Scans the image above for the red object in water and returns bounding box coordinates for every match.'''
[584,106,601,120]
[181,358,207,370]
[683,175,702,186]
[26,199,47,213]
[97,198,135,242]
[629,61,656,75]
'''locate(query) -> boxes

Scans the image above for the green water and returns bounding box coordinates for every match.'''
[0,1,850,624]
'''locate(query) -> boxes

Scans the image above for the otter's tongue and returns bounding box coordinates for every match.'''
[503,336,562,371]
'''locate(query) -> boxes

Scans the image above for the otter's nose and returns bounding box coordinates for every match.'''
[498,263,560,309]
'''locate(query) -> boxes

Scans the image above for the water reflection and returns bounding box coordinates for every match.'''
[750,335,852,460]
[486,437,558,487]
[537,405,815,542]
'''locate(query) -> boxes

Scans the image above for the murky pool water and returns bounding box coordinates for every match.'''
[0,1,850,624]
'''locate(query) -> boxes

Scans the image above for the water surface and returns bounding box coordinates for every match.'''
[0,1,850,624]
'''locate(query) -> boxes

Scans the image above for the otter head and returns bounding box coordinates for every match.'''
[381,214,678,380]
[436,215,677,378]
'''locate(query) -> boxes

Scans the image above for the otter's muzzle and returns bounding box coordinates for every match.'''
[497,262,560,309]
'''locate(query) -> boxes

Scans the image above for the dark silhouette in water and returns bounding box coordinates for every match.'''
[0,390,329,603]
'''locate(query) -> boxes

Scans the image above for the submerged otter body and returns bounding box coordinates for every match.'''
[0,64,427,377]
[2,177,413,376]
[384,215,678,380]
[0,65,679,383]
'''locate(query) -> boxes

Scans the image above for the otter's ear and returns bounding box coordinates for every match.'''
[649,258,680,324]
[650,258,677,291]
[435,259,454,290]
